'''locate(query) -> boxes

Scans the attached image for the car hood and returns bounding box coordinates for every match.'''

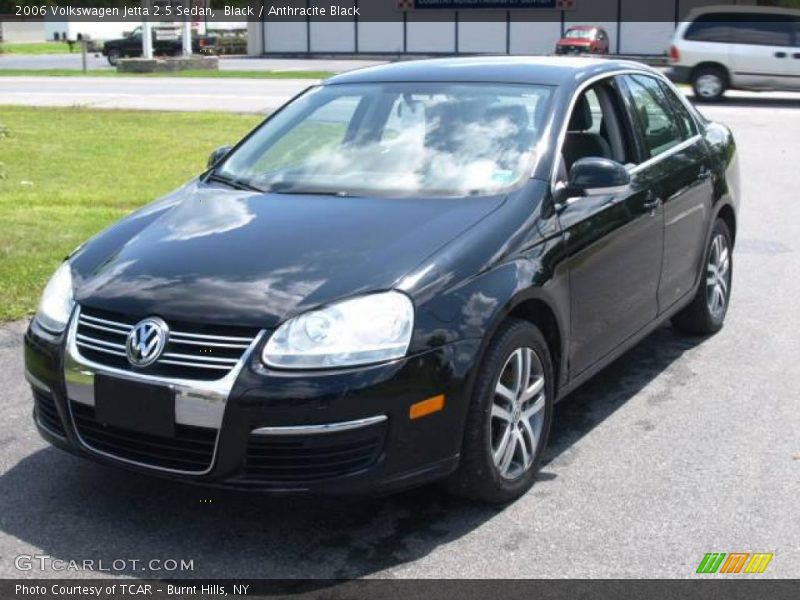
[71,180,506,328]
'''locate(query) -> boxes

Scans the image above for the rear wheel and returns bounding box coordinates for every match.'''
[672,218,733,335]
[443,319,554,504]
[106,48,121,66]
[692,66,727,102]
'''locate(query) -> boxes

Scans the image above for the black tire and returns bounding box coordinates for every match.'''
[691,65,727,102]
[107,49,121,67]
[443,319,554,504]
[672,218,733,336]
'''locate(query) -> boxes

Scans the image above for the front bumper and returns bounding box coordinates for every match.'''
[666,66,692,85]
[555,44,592,55]
[24,314,481,494]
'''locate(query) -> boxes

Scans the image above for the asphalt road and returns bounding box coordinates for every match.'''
[0,95,799,579]
[0,75,314,113]
[1,67,797,114]
[0,56,383,112]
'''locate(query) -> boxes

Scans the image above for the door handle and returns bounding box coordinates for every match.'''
[793,53,800,59]
[774,51,787,58]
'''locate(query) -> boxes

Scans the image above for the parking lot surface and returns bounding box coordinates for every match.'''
[0,94,798,579]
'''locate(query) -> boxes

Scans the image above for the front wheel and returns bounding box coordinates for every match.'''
[443,319,554,504]
[672,218,733,335]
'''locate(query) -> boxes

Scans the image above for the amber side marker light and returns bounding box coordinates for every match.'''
[409,394,445,420]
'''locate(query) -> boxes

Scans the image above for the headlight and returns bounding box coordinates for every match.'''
[262,291,414,369]
[35,261,75,333]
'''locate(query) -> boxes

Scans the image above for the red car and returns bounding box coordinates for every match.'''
[555,26,610,55]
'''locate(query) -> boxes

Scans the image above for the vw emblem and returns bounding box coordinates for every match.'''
[126,317,169,367]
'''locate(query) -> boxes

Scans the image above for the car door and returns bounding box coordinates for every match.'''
[728,15,796,90]
[557,79,664,377]
[617,73,714,313]
[124,29,143,56]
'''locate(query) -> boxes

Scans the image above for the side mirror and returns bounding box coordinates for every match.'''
[566,157,630,198]
[553,157,631,210]
[207,145,233,169]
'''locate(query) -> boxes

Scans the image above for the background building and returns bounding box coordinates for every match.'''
[246,0,763,56]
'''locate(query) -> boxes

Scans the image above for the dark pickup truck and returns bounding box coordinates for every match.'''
[102,27,217,65]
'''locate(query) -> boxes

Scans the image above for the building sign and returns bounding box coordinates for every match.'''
[397,0,576,10]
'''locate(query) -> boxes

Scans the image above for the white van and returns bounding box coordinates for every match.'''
[668,5,800,101]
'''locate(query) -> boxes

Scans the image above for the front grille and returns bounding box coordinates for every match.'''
[71,401,217,472]
[34,390,66,437]
[75,306,259,381]
[242,422,387,483]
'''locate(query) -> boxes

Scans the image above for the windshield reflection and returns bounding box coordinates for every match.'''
[215,82,553,198]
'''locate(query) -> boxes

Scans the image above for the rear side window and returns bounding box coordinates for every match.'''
[684,12,793,46]
[657,80,697,139]
[622,75,686,158]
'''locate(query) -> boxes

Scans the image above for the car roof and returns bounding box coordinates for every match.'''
[325,56,652,87]
[567,25,599,30]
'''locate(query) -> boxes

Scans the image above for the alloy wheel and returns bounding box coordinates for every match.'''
[490,347,546,480]
[706,233,730,319]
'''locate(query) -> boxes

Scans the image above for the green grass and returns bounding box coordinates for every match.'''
[0,106,262,321]
[0,69,334,79]
[0,41,76,55]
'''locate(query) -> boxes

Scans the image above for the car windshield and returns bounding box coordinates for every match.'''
[565,29,593,39]
[213,82,553,197]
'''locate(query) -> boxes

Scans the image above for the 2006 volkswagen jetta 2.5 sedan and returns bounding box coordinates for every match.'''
[24,57,738,503]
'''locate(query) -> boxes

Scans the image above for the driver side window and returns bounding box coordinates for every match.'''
[558,79,636,180]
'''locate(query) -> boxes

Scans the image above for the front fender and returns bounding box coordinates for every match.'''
[411,234,570,394]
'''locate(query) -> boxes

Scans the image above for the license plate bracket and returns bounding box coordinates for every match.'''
[94,375,175,438]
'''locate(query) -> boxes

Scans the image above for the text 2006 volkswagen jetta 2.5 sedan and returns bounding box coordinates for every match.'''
[25,58,738,503]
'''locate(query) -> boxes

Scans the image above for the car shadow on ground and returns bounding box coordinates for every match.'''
[0,325,701,580]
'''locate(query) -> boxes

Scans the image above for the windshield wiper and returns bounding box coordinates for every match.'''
[262,182,355,197]
[205,172,264,193]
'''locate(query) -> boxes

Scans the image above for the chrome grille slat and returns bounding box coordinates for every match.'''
[79,313,133,332]
[76,333,126,351]
[169,338,249,349]
[170,331,253,343]
[75,307,260,381]
[77,319,131,336]
[161,352,238,365]
[159,359,231,371]
[77,340,128,358]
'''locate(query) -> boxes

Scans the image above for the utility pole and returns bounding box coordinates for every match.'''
[142,0,153,59]
[182,0,192,56]
[81,36,87,73]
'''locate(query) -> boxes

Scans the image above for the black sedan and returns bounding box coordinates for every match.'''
[24,57,739,503]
